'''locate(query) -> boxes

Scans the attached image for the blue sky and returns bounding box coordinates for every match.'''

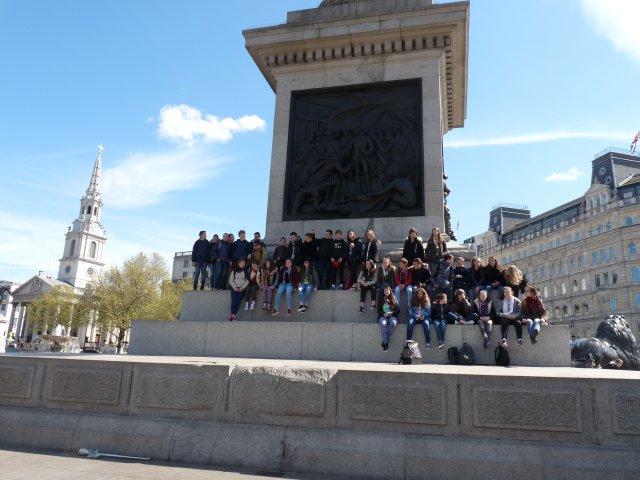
[1,0,638,283]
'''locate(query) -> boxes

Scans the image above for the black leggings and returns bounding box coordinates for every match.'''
[501,319,522,340]
[360,285,377,303]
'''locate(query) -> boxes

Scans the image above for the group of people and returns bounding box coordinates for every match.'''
[191,227,548,350]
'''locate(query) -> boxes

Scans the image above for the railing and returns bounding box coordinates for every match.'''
[594,146,637,158]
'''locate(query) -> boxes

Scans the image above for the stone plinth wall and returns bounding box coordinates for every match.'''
[0,355,639,479]
[144,290,572,366]
[130,319,570,367]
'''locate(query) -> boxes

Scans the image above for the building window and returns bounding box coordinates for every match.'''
[557,238,563,247]
[555,306,560,317]
[550,241,555,250]
[597,224,603,234]
[570,258,576,270]
[553,284,558,296]
[626,216,634,226]
[561,282,567,294]
[183,260,189,268]
[574,303,580,314]
[629,241,637,256]
[635,293,640,308]
[578,255,585,269]
[609,247,616,260]
[603,272,609,285]
[568,234,573,243]
[551,263,556,275]
[589,226,594,237]
[632,267,640,282]
[595,274,601,288]
[182,272,188,279]
[583,302,589,313]
[563,305,569,316]
[581,278,587,290]
[606,221,612,231]
[89,241,97,258]
[612,271,618,285]
[601,249,607,262]
[559,260,565,273]
[610,297,617,312]
[543,286,548,298]
[592,252,598,265]
[69,239,76,257]
[572,279,578,292]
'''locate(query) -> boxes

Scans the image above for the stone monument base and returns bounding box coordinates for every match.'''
[0,355,639,480]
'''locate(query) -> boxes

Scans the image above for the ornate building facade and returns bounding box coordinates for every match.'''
[6,147,107,344]
[467,148,640,339]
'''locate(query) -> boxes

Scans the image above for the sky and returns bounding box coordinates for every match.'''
[1,0,639,283]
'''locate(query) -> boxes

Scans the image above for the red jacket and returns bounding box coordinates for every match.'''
[395,268,412,288]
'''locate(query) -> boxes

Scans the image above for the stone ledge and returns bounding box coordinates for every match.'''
[131,319,571,367]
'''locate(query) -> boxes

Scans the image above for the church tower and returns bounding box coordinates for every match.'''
[57,145,107,289]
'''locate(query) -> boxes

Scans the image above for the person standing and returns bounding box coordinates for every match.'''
[272,237,288,268]
[346,230,363,289]
[402,228,424,264]
[191,231,210,290]
[231,230,252,267]
[287,232,304,267]
[208,234,221,290]
[317,229,333,289]
[330,230,348,289]
[425,227,447,273]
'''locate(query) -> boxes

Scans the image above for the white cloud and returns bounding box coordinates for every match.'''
[581,0,640,67]
[445,131,630,148]
[102,148,229,208]
[157,104,267,147]
[545,168,585,182]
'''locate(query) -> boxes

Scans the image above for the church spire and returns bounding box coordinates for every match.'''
[86,144,103,196]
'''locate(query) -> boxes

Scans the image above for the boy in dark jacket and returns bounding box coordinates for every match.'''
[329,230,348,289]
[191,231,210,290]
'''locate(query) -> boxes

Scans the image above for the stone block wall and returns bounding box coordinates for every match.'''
[0,355,639,479]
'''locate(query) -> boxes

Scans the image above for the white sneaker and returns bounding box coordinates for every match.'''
[250,302,256,310]
[244,303,249,311]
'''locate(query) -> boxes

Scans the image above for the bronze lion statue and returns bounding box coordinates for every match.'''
[570,315,640,370]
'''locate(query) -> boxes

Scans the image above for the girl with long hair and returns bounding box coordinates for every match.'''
[407,287,432,349]
[377,285,400,352]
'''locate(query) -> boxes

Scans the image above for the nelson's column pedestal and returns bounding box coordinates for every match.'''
[243,0,468,245]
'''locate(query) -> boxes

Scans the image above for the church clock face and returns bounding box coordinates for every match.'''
[90,224,100,233]
[598,167,606,176]
[87,267,95,276]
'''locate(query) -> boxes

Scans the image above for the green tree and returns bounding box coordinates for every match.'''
[28,285,79,335]
[76,252,188,352]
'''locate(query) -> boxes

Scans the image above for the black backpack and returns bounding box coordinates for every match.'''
[447,346,459,365]
[495,344,511,367]
[460,343,475,365]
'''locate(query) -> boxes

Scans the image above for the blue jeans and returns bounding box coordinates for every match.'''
[526,318,541,337]
[230,290,244,314]
[211,261,226,290]
[407,317,431,344]
[193,262,208,290]
[433,319,446,344]
[395,285,413,308]
[378,316,398,344]
[274,283,294,310]
[298,284,314,305]
[486,284,504,299]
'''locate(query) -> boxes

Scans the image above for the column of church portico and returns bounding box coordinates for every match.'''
[7,302,18,332]
[14,304,26,341]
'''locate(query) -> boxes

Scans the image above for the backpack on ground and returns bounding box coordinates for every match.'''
[399,340,423,365]
[447,346,459,365]
[495,344,511,367]
[460,342,475,365]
